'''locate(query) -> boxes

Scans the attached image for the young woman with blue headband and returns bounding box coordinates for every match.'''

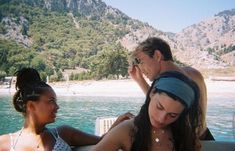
[92,71,201,151]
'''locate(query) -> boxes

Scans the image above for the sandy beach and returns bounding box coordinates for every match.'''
[1,79,234,97]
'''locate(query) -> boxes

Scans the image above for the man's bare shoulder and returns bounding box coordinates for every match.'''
[181,66,204,81]
[182,66,202,75]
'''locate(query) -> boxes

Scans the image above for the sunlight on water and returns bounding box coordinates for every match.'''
[207,95,235,140]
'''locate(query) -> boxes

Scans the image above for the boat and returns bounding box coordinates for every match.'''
[71,117,235,151]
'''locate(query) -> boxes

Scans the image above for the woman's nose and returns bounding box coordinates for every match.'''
[56,103,59,110]
[158,112,166,123]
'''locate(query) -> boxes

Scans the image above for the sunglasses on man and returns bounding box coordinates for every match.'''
[131,58,141,66]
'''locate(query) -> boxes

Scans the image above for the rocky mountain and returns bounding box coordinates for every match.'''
[120,8,235,69]
[175,9,235,68]
[0,0,234,72]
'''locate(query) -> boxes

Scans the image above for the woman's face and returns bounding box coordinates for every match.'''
[31,88,59,125]
[148,92,185,129]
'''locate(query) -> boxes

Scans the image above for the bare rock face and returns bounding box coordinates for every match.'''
[221,51,235,66]
[174,9,235,68]
[118,9,235,69]
[0,16,32,47]
[0,1,234,69]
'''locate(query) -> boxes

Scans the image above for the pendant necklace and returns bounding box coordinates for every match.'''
[153,128,175,150]
[28,131,41,150]
[153,129,165,146]
[13,127,42,150]
[35,137,41,150]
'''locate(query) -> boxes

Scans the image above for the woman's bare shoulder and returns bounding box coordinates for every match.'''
[110,119,135,145]
[92,119,135,151]
[0,133,11,142]
[106,119,134,140]
[114,118,135,132]
[0,134,10,151]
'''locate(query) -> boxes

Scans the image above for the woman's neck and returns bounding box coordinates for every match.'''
[151,126,169,132]
[23,121,46,134]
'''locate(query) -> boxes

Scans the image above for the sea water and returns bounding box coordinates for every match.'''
[0,94,234,141]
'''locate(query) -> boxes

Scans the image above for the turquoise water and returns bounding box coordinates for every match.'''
[0,95,143,134]
[0,94,235,141]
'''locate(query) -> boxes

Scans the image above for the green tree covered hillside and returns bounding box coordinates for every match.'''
[0,0,131,81]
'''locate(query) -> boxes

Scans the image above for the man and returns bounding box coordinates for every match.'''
[128,37,214,140]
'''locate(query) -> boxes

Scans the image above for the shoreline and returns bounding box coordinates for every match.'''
[0,79,235,97]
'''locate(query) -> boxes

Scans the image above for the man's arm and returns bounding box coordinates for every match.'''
[128,66,150,95]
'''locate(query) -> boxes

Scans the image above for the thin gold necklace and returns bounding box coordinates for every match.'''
[12,127,24,149]
[13,127,42,150]
[153,129,165,146]
[153,129,175,150]
[35,137,41,150]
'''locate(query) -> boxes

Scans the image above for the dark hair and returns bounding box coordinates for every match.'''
[13,68,52,113]
[134,37,173,61]
[131,71,201,151]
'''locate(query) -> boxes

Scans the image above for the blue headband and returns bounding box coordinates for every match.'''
[154,77,195,108]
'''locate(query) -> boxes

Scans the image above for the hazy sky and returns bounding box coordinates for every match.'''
[102,0,235,33]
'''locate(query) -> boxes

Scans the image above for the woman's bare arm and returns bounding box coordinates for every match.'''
[58,125,100,146]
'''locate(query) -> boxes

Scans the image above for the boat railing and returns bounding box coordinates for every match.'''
[95,117,117,136]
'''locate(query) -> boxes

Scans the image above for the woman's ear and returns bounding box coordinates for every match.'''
[27,101,36,112]
[154,50,162,62]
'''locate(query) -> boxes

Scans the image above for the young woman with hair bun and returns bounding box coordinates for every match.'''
[0,68,132,151]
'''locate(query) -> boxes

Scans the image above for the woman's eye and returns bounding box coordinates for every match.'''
[49,99,56,103]
[169,113,177,118]
[156,104,163,110]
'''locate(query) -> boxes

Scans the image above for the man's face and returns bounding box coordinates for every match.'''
[134,51,161,81]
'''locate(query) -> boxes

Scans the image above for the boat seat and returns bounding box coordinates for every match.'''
[72,140,235,151]
[201,140,235,151]
[74,117,235,150]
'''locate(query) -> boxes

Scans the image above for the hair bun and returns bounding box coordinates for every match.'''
[15,68,42,90]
